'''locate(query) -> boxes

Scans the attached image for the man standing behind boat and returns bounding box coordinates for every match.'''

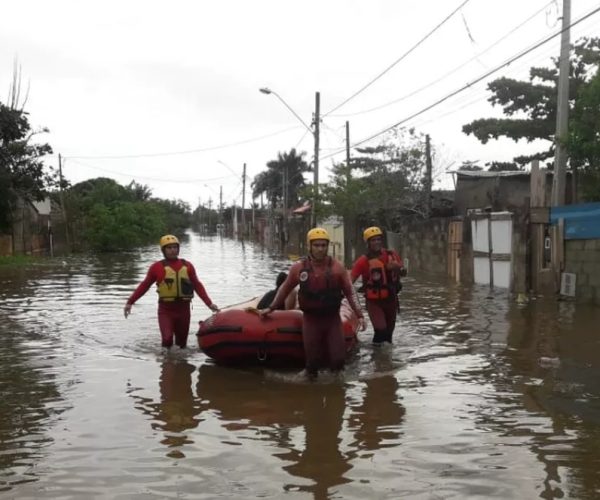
[350,226,407,345]
[124,234,219,348]
[259,228,366,379]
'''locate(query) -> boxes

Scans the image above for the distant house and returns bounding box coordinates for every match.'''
[1,196,65,256]
[452,170,573,216]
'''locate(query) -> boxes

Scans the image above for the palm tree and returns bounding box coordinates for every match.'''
[252,148,310,210]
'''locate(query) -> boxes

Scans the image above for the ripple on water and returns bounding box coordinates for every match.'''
[2,234,600,499]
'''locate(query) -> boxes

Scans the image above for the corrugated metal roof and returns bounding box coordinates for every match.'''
[450,170,531,178]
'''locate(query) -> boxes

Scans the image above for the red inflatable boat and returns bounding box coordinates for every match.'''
[197,298,359,367]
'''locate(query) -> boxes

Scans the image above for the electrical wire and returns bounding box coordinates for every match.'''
[321,3,600,161]
[329,0,554,118]
[66,158,237,184]
[64,125,301,160]
[324,0,473,117]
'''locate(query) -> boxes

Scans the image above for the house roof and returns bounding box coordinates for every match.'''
[449,170,531,178]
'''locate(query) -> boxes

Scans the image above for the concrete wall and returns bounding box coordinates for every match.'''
[455,175,531,215]
[387,217,450,275]
[564,239,600,305]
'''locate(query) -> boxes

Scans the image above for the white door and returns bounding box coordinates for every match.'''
[471,212,512,288]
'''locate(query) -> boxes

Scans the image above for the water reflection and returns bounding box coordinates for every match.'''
[504,298,600,500]
[196,365,353,499]
[349,372,405,452]
[130,359,205,458]
[0,318,68,492]
[4,233,600,498]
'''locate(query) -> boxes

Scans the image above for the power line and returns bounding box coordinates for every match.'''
[66,158,236,184]
[64,125,301,160]
[329,0,554,118]
[322,3,600,161]
[324,0,473,117]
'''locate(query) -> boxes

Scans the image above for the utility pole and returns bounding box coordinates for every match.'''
[551,0,571,207]
[311,91,320,227]
[207,198,212,229]
[344,121,353,267]
[58,154,70,249]
[345,121,351,182]
[425,134,433,218]
[241,163,246,239]
[219,186,223,228]
[282,161,288,244]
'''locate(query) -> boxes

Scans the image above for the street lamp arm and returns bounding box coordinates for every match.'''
[259,87,312,134]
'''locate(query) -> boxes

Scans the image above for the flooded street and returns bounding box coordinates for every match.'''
[1,231,600,499]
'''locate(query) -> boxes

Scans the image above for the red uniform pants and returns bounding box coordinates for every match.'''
[366,297,398,343]
[158,301,191,348]
[302,312,346,375]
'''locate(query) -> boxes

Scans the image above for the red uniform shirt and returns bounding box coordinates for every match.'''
[127,259,213,307]
[350,249,404,284]
[270,257,364,319]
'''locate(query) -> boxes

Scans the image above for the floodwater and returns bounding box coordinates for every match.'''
[1,232,600,500]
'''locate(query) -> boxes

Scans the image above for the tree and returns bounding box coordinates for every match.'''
[462,37,600,167]
[568,67,600,200]
[252,148,310,209]
[64,177,192,251]
[0,101,55,231]
[457,161,483,171]
[320,128,430,229]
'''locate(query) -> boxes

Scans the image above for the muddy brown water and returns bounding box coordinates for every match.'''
[1,232,600,499]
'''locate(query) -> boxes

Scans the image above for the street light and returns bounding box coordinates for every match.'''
[259,87,320,227]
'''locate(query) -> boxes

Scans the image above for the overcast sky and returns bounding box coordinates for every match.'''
[2,0,599,209]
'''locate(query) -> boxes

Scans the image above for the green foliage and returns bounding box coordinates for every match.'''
[65,177,192,252]
[486,161,520,172]
[458,161,483,171]
[462,37,600,167]
[569,68,600,201]
[151,198,191,234]
[320,128,429,228]
[0,255,40,267]
[83,201,166,252]
[252,148,310,207]
[0,101,56,232]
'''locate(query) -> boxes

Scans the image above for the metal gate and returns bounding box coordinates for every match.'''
[471,212,512,288]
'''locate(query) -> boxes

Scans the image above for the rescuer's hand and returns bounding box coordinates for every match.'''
[124,303,132,319]
[258,307,273,318]
[209,303,220,313]
[357,317,367,331]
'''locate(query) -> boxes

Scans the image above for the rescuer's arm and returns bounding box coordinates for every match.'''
[124,264,158,318]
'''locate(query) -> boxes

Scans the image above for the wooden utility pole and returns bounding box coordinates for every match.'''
[58,154,70,248]
[344,121,353,266]
[346,121,351,182]
[425,135,433,217]
[241,163,246,238]
[551,0,571,207]
[219,186,223,227]
[207,198,212,228]
[282,162,288,243]
[311,91,320,227]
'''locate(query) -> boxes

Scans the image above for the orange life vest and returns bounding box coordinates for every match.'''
[364,251,401,301]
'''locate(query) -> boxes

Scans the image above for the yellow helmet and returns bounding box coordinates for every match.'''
[363,226,383,242]
[159,234,180,249]
[307,227,330,245]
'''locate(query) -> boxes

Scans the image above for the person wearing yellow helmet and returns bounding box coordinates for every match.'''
[351,226,407,345]
[259,227,366,379]
[124,234,220,348]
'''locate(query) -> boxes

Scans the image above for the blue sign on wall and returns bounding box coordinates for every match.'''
[550,202,600,240]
